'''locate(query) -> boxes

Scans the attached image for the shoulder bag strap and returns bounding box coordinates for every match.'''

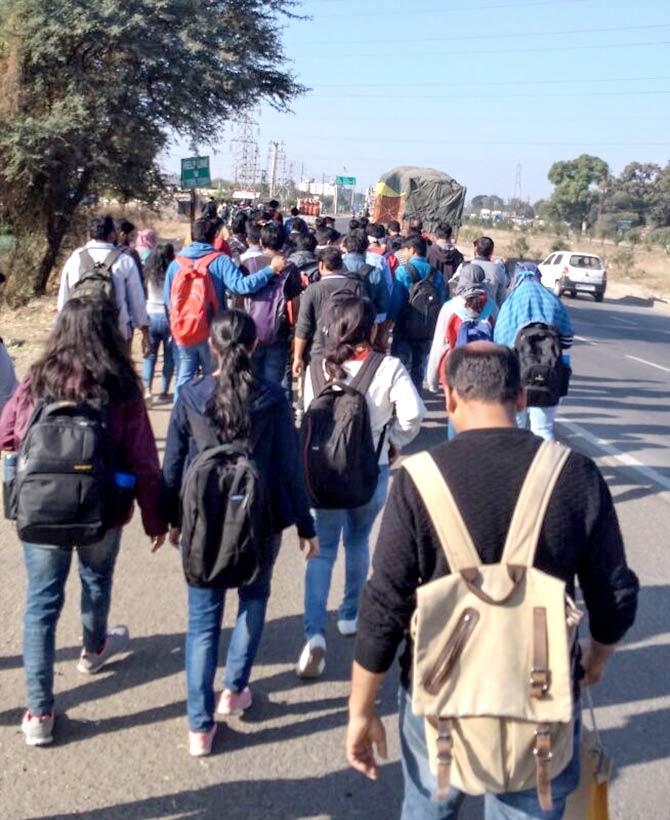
[103,247,125,270]
[501,441,571,568]
[403,452,481,572]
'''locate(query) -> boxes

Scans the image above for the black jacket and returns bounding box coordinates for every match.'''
[163,375,315,539]
[355,428,639,688]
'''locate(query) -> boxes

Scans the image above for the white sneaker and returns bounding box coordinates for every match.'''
[77,626,130,674]
[337,618,358,637]
[296,635,326,679]
[144,388,153,408]
[21,711,55,746]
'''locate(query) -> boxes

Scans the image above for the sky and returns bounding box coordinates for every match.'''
[166,0,670,203]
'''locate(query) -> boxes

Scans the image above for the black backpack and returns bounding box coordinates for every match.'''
[71,248,124,302]
[302,352,387,509]
[180,409,271,589]
[515,323,571,407]
[401,261,442,341]
[13,400,115,547]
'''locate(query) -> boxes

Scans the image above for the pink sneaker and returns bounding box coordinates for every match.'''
[188,724,217,757]
[216,687,252,716]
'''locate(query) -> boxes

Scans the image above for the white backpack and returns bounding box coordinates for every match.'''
[404,440,582,811]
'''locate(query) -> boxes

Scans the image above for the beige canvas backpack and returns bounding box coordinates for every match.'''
[404,440,582,812]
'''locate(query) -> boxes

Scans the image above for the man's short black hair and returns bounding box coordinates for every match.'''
[260,221,284,252]
[368,223,386,240]
[316,227,341,246]
[245,222,262,246]
[324,216,336,228]
[349,218,360,231]
[402,236,427,257]
[358,216,370,229]
[317,246,343,271]
[435,224,453,240]
[314,216,326,231]
[89,215,116,242]
[290,217,308,234]
[290,206,300,217]
[386,236,403,254]
[116,219,135,236]
[475,236,495,258]
[267,199,280,210]
[388,220,401,234]
[344,230,369,255]
[192,217,222,244]
[294,232,317,253]
[445,345,521,403]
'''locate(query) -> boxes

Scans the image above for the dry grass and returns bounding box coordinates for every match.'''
[460,226,670,298]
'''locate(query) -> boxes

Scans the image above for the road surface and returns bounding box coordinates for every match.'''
[0,290,668,819]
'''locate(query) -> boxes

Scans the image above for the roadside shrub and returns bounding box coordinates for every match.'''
[609,249,635,278]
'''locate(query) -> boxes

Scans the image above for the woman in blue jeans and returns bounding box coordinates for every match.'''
[0,298,166,747]
[142,244,176,405]
[297,296,425,679]
[162,309,317,758]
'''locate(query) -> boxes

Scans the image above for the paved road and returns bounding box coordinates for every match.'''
[0,290,668,819]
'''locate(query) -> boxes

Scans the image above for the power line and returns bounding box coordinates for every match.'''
[301,21,670,48]
[315,0,587,18]
[322,38,670,59]
[315,89,670,101]
[310,74,670,90]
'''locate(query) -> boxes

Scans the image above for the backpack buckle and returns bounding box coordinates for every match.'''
[530,668,550,697]
[533,727,553,761]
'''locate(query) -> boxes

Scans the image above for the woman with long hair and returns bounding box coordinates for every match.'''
[297,295,425,679]
[162,309,317,757]
[142,242,176,405]
[0,297,166,747]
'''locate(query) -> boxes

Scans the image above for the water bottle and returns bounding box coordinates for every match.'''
[113,472,136,518]
[3,453,17,519]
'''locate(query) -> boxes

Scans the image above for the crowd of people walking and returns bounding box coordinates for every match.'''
[0,204,638,820]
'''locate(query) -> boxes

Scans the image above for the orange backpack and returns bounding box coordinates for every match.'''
[170,252,221,346]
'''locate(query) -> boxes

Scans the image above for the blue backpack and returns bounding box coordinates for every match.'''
[455,318,494,348]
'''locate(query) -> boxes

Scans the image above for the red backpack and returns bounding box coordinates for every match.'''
[170,252,221,346]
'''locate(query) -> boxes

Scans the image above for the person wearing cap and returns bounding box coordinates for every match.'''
[425,262,498,394]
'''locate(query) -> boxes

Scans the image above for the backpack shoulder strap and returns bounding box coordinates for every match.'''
[195,252,223,272]
[403,451,481,572]
[350,351,385,395]
[185,406,221,453]
[103,247,125,269]
[79,248,96,270]
[501,441,571,568]
[405,261,420,284]
[310,360,328,396]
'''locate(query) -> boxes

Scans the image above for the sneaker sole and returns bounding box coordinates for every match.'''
[297,647,326,679]
[216,703,251,717]
[22,729,53,747]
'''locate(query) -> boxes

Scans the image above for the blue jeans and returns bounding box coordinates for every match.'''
[252,339,290,391]
[392,337,432,392]
[22,529,122,715]
[142,313,175,395]
[398,688,581,820]
[304,466,389,639]
[185,534,281,732]
[517,406,558,442]
[175,339,213,401]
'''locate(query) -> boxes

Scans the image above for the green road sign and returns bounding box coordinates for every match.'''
[335,175,356,186]
[181,156,211,189]
[617,219,634,232]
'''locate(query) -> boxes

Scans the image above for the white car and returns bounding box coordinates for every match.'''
[538,251,607,302]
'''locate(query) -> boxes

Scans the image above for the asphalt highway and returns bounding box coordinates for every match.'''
[0,289,668,819]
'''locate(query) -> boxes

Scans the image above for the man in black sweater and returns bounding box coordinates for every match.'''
[347,343,638,819]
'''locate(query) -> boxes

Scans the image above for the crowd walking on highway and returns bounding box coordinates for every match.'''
[0,203,639,819]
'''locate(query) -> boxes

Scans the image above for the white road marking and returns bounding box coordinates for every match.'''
[574,335,598,345]
[556,417,670,495]
[625,355,670,373]
[611,317,637,327]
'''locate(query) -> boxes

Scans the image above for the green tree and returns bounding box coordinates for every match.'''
[0,0,304,295]
[470,194,505,211]
[546,154,609,230]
